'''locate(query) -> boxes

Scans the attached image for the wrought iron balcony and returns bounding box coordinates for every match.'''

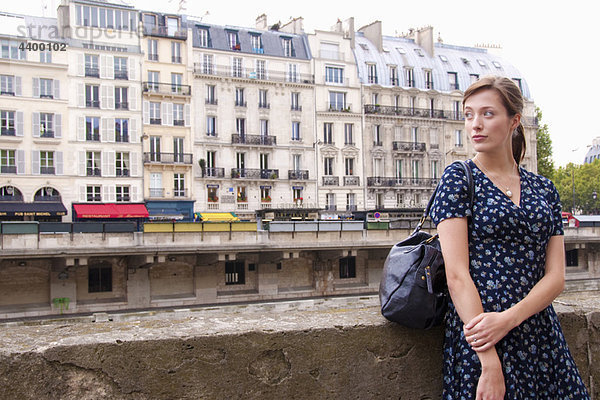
[40,166,55,175]
[346,205,357,212]
[172,56,182,64]
[258,102,270,109]
[86,133,100,141]
[114,70,128,80]
[86,100,100,108]
[149,188,164,198]
[193,63,315,84]
[86,167,101,177]
[392,141,426,152]
[115,102,128,110]
[205,98,218,105]
[40,130,55,138]
[231,134,276,146]
[142,82,191,96]
[364,104,447,119]
[143,25,188,40]
[327,103,352,112]
[366,177,439,187]
[0,166,17,174]
[1,128,15,136]
[85,67,99,77]
[291,104,302,111]
[173,188,189,198]
[1,90,15,96]
[343,176,360,186]
[288,170,309,180]
[148,54,159,61]
[323,176,339,186]
[116,169,130,177]
[231,168,279,179]
[235,100,247,107]
[324,205,337,211]
[143,152,193,164]
[202,167,225,178]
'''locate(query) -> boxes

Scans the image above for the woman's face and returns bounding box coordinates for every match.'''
[464,89,520,155]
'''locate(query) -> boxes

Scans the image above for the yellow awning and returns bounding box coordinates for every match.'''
[200,212,239,222]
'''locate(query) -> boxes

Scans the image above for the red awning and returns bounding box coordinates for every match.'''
[73,204,149,219]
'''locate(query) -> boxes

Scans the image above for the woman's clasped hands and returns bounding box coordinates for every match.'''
[464,311,516,352]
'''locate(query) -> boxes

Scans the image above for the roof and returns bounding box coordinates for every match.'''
[353,32,532,99]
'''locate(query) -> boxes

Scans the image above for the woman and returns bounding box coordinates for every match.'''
[430,76,589,399]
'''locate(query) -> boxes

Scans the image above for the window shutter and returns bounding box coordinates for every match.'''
[16,150,25,174]
[100,85,108,109]
[77,53,84,76]
[129,86,138,111]
[166,103,173,126]
[77,83,85,107]
[161,102,168,125]
[184,104,190,127]
[103,151,115,177]
[143,101,149,124]
[128,57,137,80]
[131,185,139,202]
[129,118,138,143]
[15,76,21,96]
[15,111,23,137]
[32,113,40,137]
[101,118,109,142]
[79,185,86,202]
[77,116,85,141]
[131,151,139,176]
[106,55,114,79]
[78,151,86,176]
[100,55,107,79]
[107,84,114,109]
[55,114,62,138]
[107,118,115,142]
[53,80,60,99]
[56,151,63,175]
[108,185,116,202]
[32,78,40,97]
[32,150,40,175]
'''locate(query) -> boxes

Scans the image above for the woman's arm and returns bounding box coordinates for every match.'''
[464,235,566,352]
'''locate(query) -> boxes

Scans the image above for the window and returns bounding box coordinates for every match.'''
[148,39,158,61]
[173,137,184,163]
[287,63,298,82]
[85,54,99,77]
[0,150,16,173]
[114,57,128,79]
[373,125,382,146]
[513,78,523,93]
[367,63,378,84]
[202,54,214,74]
[425,70,433,89]
[85,84,100,108]
[452,100,461,120]
[405,68,414,87]
[228,31,240,50]
[88,264,112,292]
[414,48,424,57]
[566,249,578,267]
[344,123,354,145]
[115,152,130,177]
[232,57,243,78]
[477,59,487,67]
[256,59,266,79]
[236,118,246,135]
[206,84,217,104]
[281,37,294,57]
[339,256,356,279]
[251,34,263,53]
[86,151,101,176]
[86,185,101,202]
[40,49,52,63]
[149,102,161,124]
[0,111,15,136]
[40,151,55,174]
[1,40,26,60]
[372,93,378,105]
[225,261,245,285]
[149,172,162,196]
[236,186,247,202]
[116,185,130,202]
[345,158,354,175]
[115,118,128,142]
[260,119,269,136]
[173,104,184,126]
[171,41,181,63]
[431,160,439,179]
[150,136,161,161]
[470,74,479,84]
[455,129,463,147]
[292,154,301,171]
[291,121,300,141]
[329,91,346,111]
[198,28,211,47]
[291,92,301,111]
[207,186,218,201]
[171,73,183,94]
[395,159,403,179]
[40,113,54,137]
[323,122,333,144]
[85,116,100,141]
[346,193,356,211]
[326,193,336,210]
[115,87,128,109]
[389,65,399,86]
[206,116,216,136]
[235,87,245,107]
[293,187,302,202]
[412,160,420,179]
[38,78,53,99]
[411,127,418,143]
[325,66,344,84]
[258,89,268,108]
[324,157,334,175]
[0,75,15,95]
[174,173,185,197]
[448,72,459,90]
[260,187,271,203]
[147,71,159,91]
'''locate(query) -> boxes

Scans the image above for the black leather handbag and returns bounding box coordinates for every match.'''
[379,160,473,329]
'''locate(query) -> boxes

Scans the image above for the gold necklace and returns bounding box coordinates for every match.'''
[474,158,518,198]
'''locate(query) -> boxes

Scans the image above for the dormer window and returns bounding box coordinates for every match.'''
[227,31,240,51]
[439,54,448,62]
[492,60,502,69]
[477,59,487,67]
[281,37,294,57]
[251,34,263,54]
[198,27,211,48]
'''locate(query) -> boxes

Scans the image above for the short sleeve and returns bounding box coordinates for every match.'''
[547,180,564,236]
[429,162,471,226]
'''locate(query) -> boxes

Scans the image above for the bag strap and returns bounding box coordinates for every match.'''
[414,160,474,234]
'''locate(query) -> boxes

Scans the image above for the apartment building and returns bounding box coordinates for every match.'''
[191,15,316,219]
[307,18,364,217]
[0,13,69,221]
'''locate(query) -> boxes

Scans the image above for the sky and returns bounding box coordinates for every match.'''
[3,0,599,167]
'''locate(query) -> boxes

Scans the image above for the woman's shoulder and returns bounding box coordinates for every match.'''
[521,166,559,195]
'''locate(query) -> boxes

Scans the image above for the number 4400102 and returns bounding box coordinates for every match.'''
[18,42,67,51]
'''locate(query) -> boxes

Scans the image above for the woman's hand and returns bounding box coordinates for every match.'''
[476,363,505,400]
[464,311,516,352]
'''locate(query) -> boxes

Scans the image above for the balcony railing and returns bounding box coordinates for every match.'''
[343,176,360,186]
[258,102,270,109]
[115,102,129,110]
[86,167,101,177]
[231,168,279,180]
[86,100,100,108]
[392,141,427,152]
[142,82,191,96]
[288,170,309,180]
[148,54,159,61]
[231,134,276,146]
[323,176,339,186]
[40,166,55,175]
[235,100,247,107]
[291,105,302,111]
[173,188,189,198]
[149,188,164,198]
[149,118,161,125]
[174,119,184,126]
[143,25,188,39]
[202,167,225,178]
[86,133,100,141]
[40,130,55,138]
[143,152,193,164]
[193,63,315,84]
[34,195,61,202]
[324,205,337,211]
[1,128,16,136]
[327,103,352,112]
[364,104,447,119]
[346,205,357,212]
[40,94,54,99]
[206,98,218,105]
[1,90,15,96]
[0,166,17,174]
[366,177,438,187]
[319,50,344,60]
[114,70,128,80]
[85,67,99,77]
[172,56,182,64]
[116,169,130,177]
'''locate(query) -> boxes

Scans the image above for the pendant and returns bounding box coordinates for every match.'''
[506,189,513,198]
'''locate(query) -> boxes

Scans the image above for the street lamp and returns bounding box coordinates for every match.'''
[593,191,598,215]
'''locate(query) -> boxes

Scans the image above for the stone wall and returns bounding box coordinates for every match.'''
[0,296,598,399]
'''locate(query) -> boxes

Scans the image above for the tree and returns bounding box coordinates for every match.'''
[554,161,600,214]
[535,107,554,180]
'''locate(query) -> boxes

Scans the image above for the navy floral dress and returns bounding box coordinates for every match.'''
[430,159,589,399]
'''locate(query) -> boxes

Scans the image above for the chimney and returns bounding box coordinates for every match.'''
[414,26,434,57]
[343,17,355,49]
[255,14,268,30]
[358,21,382,52]
[331,18,343,33]
[280,17,304,34]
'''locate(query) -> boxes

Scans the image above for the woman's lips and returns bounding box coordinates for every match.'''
[472,135,486,142]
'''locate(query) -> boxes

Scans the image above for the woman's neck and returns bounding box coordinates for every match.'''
[473,152,517,175]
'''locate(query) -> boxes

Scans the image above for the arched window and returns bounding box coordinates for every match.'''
[0,186,23,201]
[34,187,61,202]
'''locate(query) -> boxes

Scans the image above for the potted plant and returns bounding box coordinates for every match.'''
[198,159,206,177]
[261,195,271,203]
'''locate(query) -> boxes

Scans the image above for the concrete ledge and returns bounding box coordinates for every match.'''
[0,295,597,399]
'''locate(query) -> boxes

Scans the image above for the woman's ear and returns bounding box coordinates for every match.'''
[511,114,521,131]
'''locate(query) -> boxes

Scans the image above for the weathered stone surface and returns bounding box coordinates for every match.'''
[0,295,597,399]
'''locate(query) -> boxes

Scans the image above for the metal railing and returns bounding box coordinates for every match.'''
[231,134,276,146]
[143,152,193,164]
[85,67,99,77]
[86,100,100,108]
[0,166,17,174]
[288,170,309,180]
[86,167,101,177]
[114,70,128,80]
[116,169,130,177]
[193,63,315,84]
[143,25,188,39]
[115,102,128,110]
[40,166,55,175]
[149,188,164,198]
[366,177,438,187]
[1,128,15,136]
[364,104,447,119]
[33,195,61,202]
[392,141,426,152]
[142,82,191,96]
[327,103,352,112]
[343,176,360,186]
[173,188,189,198]
[323,176,339,186]
[231,168,279,179]
[202,167,225,178]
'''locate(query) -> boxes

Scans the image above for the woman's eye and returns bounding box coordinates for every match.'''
[465,112,473,118]
[484,111,493,116]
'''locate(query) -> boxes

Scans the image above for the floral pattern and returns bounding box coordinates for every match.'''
[430,159,589,399]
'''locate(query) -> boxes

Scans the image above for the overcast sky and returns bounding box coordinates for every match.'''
[4,0,598,167]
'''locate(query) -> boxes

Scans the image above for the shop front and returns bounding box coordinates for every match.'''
[72,203,149,230]
[145,200,195,222]
[0,202,67,222]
